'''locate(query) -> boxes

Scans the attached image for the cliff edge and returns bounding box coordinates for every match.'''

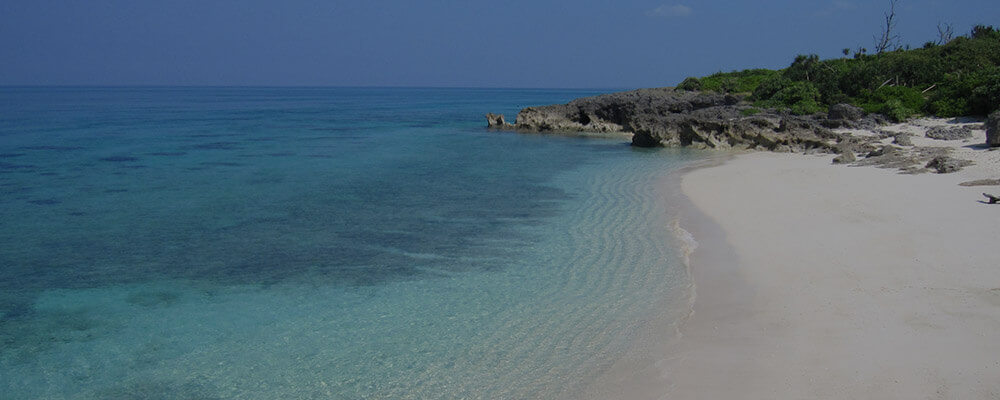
[487,88,885,153]
[486,88,992,174]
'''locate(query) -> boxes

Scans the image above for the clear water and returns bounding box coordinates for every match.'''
[0,87,701,399]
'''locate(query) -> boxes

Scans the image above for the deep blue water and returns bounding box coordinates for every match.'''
[0,87,700,399]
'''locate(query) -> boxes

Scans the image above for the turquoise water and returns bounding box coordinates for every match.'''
[0,87,701,398]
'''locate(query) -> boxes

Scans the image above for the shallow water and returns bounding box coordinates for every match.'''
[0,87,701,398]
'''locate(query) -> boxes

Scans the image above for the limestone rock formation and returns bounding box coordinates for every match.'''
[925,125,973,140]
[988,110,1000,147]
[892,133,913,146]
[487,88,845,153]
[926,156,973,174]
[483,88,986,175]
[850,144,971,173]
[828,103,865,121]
[485,113,513,129]
[832,151,856,164]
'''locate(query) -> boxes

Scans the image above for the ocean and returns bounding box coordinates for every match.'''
[0,87,701,399]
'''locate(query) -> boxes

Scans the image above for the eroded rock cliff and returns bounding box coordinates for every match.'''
[486,88,880,153]
[486,88,985,174]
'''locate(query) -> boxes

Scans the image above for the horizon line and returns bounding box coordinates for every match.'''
[0,84,640,91]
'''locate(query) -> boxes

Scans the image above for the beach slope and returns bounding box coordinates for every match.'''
[672,152,1000,399]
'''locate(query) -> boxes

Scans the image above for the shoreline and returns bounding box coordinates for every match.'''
[573,152,735,400]
[664,149,1000,398]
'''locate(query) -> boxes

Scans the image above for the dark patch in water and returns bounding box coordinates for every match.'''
[0,297,34,320]
[298,135,370,141]
[104,189,129,193]
[37,171,58,176]
[0,185,30,195]
[120,165,148,169]
[126,291,180,307]
[308,126,363,132]
[0,104,587,321]
[94,379,222,400]
[187,142,240,150]
[0,162,35,171]
[245,137,278,142]
[28,198,61,205]
[68,211,87,216]
[0,153,26,158]
[100,156,140,162]
[297,136,338,141]
[246,175,284,185]
[185,133,241,138]
[20,145,85,152]
[200,161,244,167]
[0,309,112,358]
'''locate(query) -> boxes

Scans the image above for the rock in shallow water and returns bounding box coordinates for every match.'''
[485,113,512,129]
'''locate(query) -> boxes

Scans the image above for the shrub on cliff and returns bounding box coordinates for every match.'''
[783,55,821,82]
[753,80,824,115]
[676,77,702,91]
[751,76,791,102]
[696,69,780,94]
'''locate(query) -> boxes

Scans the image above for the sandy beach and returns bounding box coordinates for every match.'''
[667,128,1000,398]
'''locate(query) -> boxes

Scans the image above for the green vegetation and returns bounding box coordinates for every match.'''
[675,25,1000,118]
[677,69,780,94]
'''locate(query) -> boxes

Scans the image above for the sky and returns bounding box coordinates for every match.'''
[0,0,997,88]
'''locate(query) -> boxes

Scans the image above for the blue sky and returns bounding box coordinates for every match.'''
[1,0,996,88]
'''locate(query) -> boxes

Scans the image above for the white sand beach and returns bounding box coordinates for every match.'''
[666,129,1000,398]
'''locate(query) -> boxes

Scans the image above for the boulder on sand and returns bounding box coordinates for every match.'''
[987,110,1000,147]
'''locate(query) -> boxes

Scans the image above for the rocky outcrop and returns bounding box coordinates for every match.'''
[832,151,856,164]
[926,156,974,174]
[849,144,975,174]
[484,88,981,174]
[988,110,1000,147]
[487,88,857,153]
[925,125,973,140]
[486,113,513,129]
[828,103,865,122]
[892,133,913,146]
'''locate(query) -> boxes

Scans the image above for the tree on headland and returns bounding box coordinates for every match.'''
[874,0,901,54]
[937,22,954,45]
[676,23,1000,119]
[971,25,1000,40]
